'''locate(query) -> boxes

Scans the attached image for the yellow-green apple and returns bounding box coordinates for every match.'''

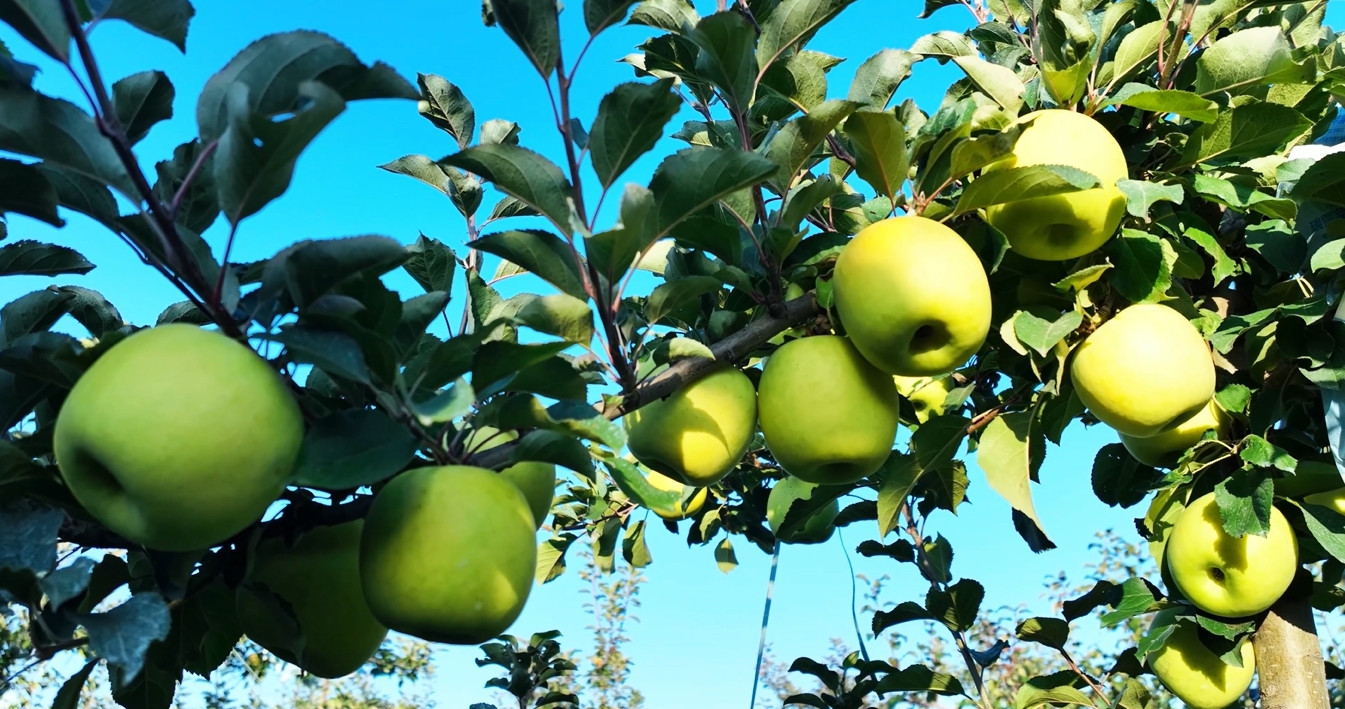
[623,367,756,486]
[767,476,839,544]
[1276,461,1345,499]
[1164,492,1298,618]
[983,110,1129,261]
[360,465,536,644]
[1120,399,1229,468]
[54,324,302,551]
[237,521,387,678]
[1304,487,1345,515]
[1147,608,1255,709]
[894,375,955,423]
[833,216,992,376]
[758,336,900,484]
[463,426,556,529]
[645,468,709,520]
[1070,304,1215,438]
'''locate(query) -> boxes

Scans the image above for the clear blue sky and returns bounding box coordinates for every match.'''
[4,1,1342,707]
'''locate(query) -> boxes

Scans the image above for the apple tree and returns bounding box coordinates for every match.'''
[0,0,1344,708]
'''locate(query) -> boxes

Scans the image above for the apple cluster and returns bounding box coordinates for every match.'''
[53,325,556,678]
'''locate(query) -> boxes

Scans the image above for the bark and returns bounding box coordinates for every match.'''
[1254,593,1330,709]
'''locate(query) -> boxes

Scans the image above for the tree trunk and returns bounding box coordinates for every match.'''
[1254,593,1329,709]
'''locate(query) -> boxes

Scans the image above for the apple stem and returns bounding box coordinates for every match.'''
[1255,592,1330,709]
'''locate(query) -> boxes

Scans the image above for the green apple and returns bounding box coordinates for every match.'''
[1070,304,1215,438]
[1147,608,1255,709]
[758,336,900,484]
[462,426,556,529]
[983,110,1129,261]
[1303,487,1345,515]
[237,520,388,678]
[360,465,536,644]
[1272,460,1345,499]
[645,468,708,520]
[54,324,302,551]
[767,477,839,544]
[624,367,757,486]
[1120,399,1229,468]
[1165,492,1298,618]
[893,375,955,423]
[833,216,992,376]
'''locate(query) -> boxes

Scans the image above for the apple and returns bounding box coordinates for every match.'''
[1275,461,1345,499]
[758,336,900,484]
[463,426,556,529]
[1147,608,1255,709]
[1070,304,1215,438]
[623,367,757,486]
[1120,399,1229,468]
[1303,487,1345,515]
[833,216,992,377]
[982,110,1129,261]
[237,520,388,678]
[360,465,536,644]
[767,476,839,544]
[893,375,955,423]
[645,467,709,520]
[1164,492,1298,618]
[54,324,303,551]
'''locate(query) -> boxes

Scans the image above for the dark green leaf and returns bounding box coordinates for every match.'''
[627,0,697,32]
[441,144,574,235]
[80,593,172,682]
[1238,434,1297,472]
[0,0,69,61]
[645,275,721,323]
[61,285,122,338]
[510,430,594,475]
[873,664,964,695]
[112,70,174,145]
[1099,577,1162,627]
[954,164,1098,215]
[1016,616,1069,650]
[871,601,932,634]
[847,48,915,109]
[1117,178,1184,218]
[687,11,757,111]
[0,159,61,226]
[379,154,482,218]
[1302,502,1345,564]
[51,660,97,709]
[151,140,219,234]
[292,409,418,490]
[926,578,984,633]
[1,288,73,347]
[488,0,560,78]
[1176,101,1312,168]
[757,0,860,74]
[101,0,194,51]
[844,110,906,204]
[403,234,457,295]
[470,230,586,299]
[284,235,409,308]
[0,240,94,277]
[40,556,95,610]
[1106,229,1172,303]
[0,87,134,194]
[767,99,860,188]
[0,502,61,574]
[585,0,638,34]
[1214,469,1274,538]
[648,147,776,238]
[1091,443,1161,507]
[515,294,593,343]
[264,327,369,384]
[416,73,474,149]
[589,79,681,188]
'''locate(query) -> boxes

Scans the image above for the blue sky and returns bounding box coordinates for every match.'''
[4,1,1343,707]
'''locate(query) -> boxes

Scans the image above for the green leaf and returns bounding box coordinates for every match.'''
[1301,502,1345,564]
[442,144,574,235]
[1117,178,1184,218]
[472,340,570,394]
[1106,229,1172,303]
[1,288,74,347]
[264,327,370,384]
[1183,225,1237,286]
[627,0,697,32]
[1176,101,1312,168]
[1196,26,1313,97]
[415,73,474,148]
[910,30,976,59]
[284,235,409,308]
[1099,577,1162,627]
[0,87,134,195]
[291,409,418,490]
[0,0,70,61]
[766,99,860,188]
[954,164,1098,216]
[589,79,681,188]
[1214,470,1274,538]
[488,0,560,78]
[846,49,914,110]
[1109,20,1163,85]
[1105,84,1219,123]
[1237,434,1296,473]
[403,234,457,294]
[1012,308,1081,357]
[976,412,1053,549]
[648,147,777,238]
[112,70,174,145]
[470,229,587,299]
[61,285,122,338]
[40,556,95,610]
[687,11,758,112]
[873,664,964,695]
[379,154,482,218]
[511,430,594,475]
[586,184,656,287]
[213,80,345,225]
[0,160,61,226]
[645,275,721,323]
[1092,443,1162,508]
[926,578,984,633]
[412,379,475,426]
[1016,616,1069,650]
[585,0,638,34]
[1053,263,1111,293]
[0,502,61,575]
[515,294,594,344]
[101,0,194,51]
[951,55,1024,113]
[1033,0,1095,106]
[1291,153,1345,207]
[487,396,625,451]
[877,453,920,538]
[845,110,907,205]
[948,123,1022,179]
[536,533,578,583]
[81,593,172,682]
[757,0,860,74]
[51,661,97,709]
[151,140,219,234]
[0,240,93,277]
[714,537,737,573]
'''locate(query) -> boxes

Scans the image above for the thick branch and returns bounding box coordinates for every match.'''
[1255,590,1330,709]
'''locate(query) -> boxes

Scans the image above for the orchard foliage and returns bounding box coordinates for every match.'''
[0,0,1343,707]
